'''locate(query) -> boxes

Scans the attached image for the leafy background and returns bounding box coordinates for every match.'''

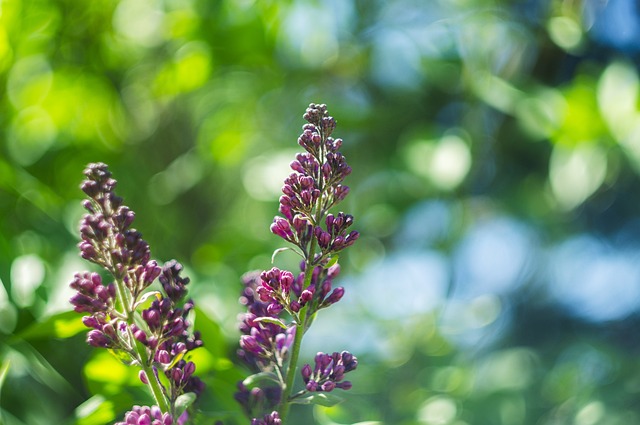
[2,0,640,424]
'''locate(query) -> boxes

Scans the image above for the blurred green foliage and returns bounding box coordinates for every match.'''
[3,0,640,424]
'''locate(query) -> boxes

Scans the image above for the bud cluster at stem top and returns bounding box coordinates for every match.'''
[271,103,359,264]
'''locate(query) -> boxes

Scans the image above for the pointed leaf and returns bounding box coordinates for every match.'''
[242,371,280,387]
[174,392,197,418]
[290,392,344,407]
[323,255,339,269]
[271,247,290,263]
[0,360,9,395]
[163,350,186,371]
[15,310,86,341]
[253,316,288,329]
[134,291,162,309]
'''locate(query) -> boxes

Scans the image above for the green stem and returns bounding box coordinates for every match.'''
[279,247,316,423]
[113,278,129,316]
[278,318,304,423]
[279,122,329,422]
[130,318,171,413]
[141,359,170,413]
[114,275,170,413]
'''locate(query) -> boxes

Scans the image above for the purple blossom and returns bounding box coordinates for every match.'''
[251,411,282,425]
[159,260,190,302]
[69,272,115,314]
[70,163,204,420]
[114,405,174,425]
[237,104,359,421]
[301,351,357,393]
[238,272,295,369]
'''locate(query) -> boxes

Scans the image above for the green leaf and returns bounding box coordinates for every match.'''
[193,306,226,359]
[242,371,280,387]
[75,395,117,425]
[163,349,186,371]
[14,310,86,341]
[271,246,301,263]
[174,392,197,419]
[253,316,288,329]
[323,255,340,269]
[290,392,344,407]
[134,290,162,309]
[0,359,9,395]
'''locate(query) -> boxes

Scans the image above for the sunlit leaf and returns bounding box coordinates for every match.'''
[192,306,226,359]
[174,392,196,419]
[253,316,288,329]
[135,290,162,309]
[75,395,116,425]
[242,371,280,387]
[0,360,9,396]
[290,392,344,407]
[323,255,339,269]
[15,310,86,340]
[271,246,303,263]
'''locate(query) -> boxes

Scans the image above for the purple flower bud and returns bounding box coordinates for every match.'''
[325,287,344,305]
[332,364,346,381]
[138,413,151,425]
[300,289,314,304]
[321,381,336,392]
[173,342,187,355]
[171,368,183,384]
[81,180,100,198]
[87,330,111,348]
[327,263,341,278]
[183,361,196,379]
[314,226,331,249]
[142,309,160,330]
[251,411,282,425]
[334,185,350,201]
[290,160,305,174]
[306,380,318,392]
[320,280,332,298]
[336,381,352,390]
[270,217,294,241]
[134,328,148,345]
[292,215,308,235]
[290,300,301,312]
[280,271,294,291]
[301,364,312,382]
[157,350,171,364]
[266,302,283,315]
[139,371,149,385]
[82,315,100,328]
[322,162,331,180]
[240,335,262,354]
[82,199,95,213]
[279,204,292,220]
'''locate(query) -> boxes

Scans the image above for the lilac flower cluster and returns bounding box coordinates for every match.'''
[251,411,281,425]
[114,405,180,425]
[237,104,359,423]
[70,163,203,423]
[301,351,358,392]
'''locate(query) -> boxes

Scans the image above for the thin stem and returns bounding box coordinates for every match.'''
[141,361,171,413]
[115,273,170,413]
[131,317,170,413]
[278,319,304,423]
[113,278,130,320]
[278,245,317,423]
